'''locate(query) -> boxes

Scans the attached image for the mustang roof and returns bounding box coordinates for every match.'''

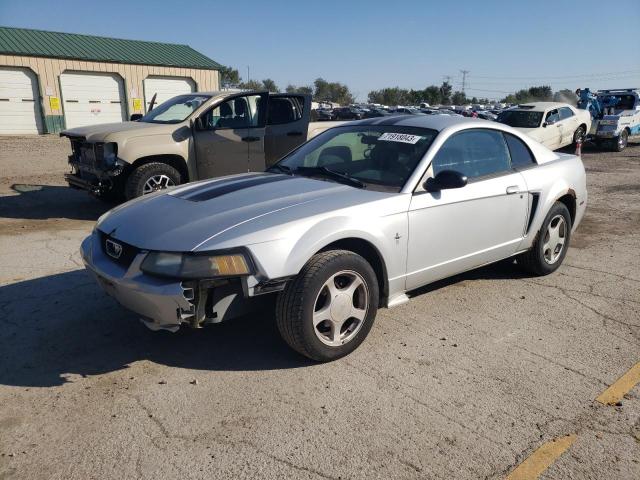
[352,114,492,131]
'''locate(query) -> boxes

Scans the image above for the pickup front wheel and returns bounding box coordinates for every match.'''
[125,162,181,200]
[276,250,379,362]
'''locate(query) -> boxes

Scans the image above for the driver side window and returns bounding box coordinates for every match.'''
[203,94,263,130]
[431,129,511,179]
[545,109,560,124]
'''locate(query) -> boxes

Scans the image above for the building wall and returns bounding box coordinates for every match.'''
[0,54,219,133]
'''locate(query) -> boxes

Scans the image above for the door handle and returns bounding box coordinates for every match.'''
[506,185,521,194]
[241,136,260,142]
[286,131,303,137]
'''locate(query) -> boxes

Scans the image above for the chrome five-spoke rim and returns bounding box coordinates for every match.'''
[313,270,369,347]
[143,174,175,194]
[543,215,567,264]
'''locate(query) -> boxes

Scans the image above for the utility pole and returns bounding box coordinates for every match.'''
[460,70,470,94]
[247,65,250,83]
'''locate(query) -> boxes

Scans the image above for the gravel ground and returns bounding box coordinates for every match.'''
[0,137,638,479]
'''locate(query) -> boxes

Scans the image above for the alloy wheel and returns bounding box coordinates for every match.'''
[143,174,175,194]
[312,270,369,347]
[542,215,567,264]
[618,131,628,149]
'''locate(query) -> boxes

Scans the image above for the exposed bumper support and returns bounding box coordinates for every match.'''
[81,232,259,332]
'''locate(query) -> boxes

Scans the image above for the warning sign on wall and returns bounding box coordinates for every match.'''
[132,98,142,111]
[49,97,60,111]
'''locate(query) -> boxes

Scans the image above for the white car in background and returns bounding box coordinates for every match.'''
[497,102,591,150]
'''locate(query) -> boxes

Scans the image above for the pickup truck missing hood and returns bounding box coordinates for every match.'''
[62,91,339,201]
[81,116,587,361]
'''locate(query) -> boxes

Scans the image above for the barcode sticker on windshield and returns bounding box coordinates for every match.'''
[378,132,422,144]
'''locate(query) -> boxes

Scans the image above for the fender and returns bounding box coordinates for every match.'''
[245,212,408,286]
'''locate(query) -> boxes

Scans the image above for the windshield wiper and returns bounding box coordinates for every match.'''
[267,164,294,175]
[295,166,366,189]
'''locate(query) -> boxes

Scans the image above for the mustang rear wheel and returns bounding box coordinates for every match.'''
[518,202,571,276]
[276,250,379,362]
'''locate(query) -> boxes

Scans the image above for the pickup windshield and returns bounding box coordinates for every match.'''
[269,125,437,192]
[139,94,211,124]
[497,110,543,128]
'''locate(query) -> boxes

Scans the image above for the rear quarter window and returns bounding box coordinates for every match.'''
[504,133,536,168]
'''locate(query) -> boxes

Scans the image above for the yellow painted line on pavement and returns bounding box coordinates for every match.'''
[505,434,577,480]
[596,362,640,405]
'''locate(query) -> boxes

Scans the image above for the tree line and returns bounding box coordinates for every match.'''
[220,65,579,106]
[219,66,354,105]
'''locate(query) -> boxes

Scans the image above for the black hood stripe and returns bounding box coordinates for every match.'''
[176,174,293,202]
[174,173,265,198]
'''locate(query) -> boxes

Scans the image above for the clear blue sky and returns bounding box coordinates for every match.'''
[1,0,639,100]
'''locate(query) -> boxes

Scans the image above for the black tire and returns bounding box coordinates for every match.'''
[276,250,379,362]
[572,126,585,147]
[518,202,572,276]
[613,130,628,152]
[124,162,181,200]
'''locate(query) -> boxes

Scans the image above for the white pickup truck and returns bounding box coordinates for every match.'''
[61,91,339,201]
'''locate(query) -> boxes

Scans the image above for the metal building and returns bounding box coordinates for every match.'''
[0,26,221,134]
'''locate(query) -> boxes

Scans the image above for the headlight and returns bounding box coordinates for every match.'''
[102,142,118,166]
[140,251,252,279]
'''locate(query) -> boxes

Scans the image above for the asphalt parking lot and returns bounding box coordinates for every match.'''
[0,135,638,479]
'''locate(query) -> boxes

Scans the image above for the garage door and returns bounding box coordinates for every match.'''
[0,68,43,134]
[144,77,195,112]
[60,72,125,129]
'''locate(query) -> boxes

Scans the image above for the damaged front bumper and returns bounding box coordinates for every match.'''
[80,232,257,332]
[65,161,124,195]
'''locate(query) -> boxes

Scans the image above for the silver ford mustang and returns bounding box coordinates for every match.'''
[81,116,587,361]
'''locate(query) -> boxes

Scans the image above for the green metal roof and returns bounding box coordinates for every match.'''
[0,26,221,70]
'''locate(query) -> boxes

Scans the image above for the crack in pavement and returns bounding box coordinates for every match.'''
[127,393,339,480]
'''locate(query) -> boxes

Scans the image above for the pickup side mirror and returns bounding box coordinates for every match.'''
[424,170,468,192]
[130,114,143,121]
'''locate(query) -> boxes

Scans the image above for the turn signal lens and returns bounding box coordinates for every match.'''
[208,254,250,276]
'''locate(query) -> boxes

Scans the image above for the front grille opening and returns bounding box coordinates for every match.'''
[99,231,139,268]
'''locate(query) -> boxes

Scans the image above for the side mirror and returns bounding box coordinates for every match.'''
[424,170,468,192]
[544,118,555,127]
[130,114,143,121]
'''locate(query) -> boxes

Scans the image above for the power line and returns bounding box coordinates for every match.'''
[471,69,640,80]
[465,87,514,94]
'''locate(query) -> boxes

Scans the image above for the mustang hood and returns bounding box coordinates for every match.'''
[97,173,393,252]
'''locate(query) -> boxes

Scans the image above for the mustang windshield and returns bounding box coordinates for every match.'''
[139,94,211,124]
[497,110,543,128]
[271,125,437,192]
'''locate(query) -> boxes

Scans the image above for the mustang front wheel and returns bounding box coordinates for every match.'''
[276,250,379,361]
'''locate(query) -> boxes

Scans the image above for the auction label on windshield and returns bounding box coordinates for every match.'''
[378,132,422,144]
